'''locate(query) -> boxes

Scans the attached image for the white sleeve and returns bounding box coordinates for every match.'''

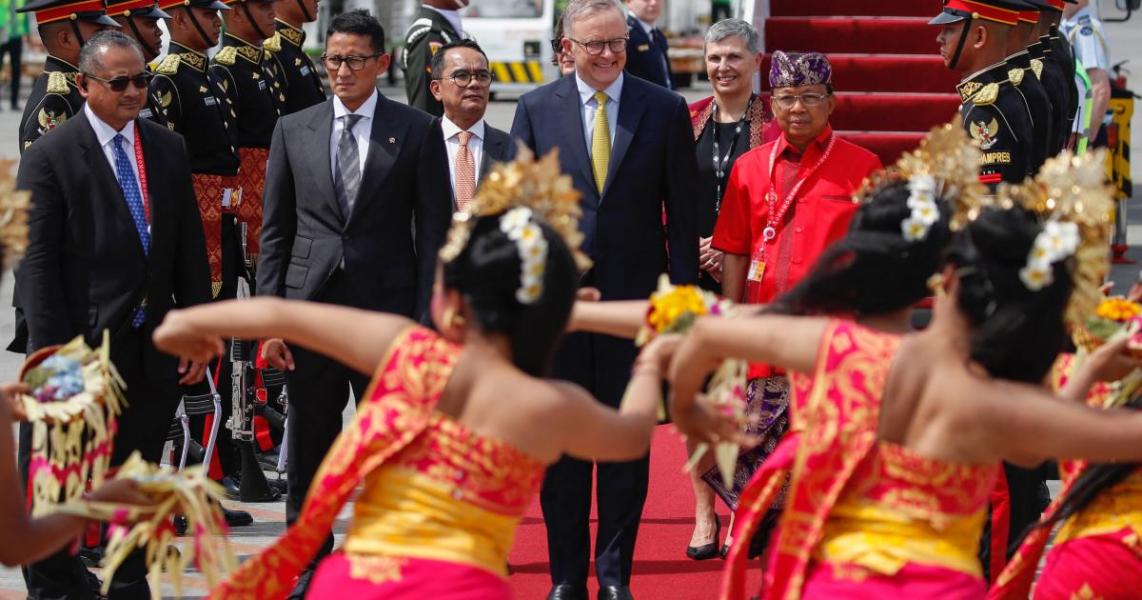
[1071,16,1110,71]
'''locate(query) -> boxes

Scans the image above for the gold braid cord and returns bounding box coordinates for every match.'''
[992,151,1114,329]
[20,333,126,517]
[855,116,986,225]
[51,453,235,598]
[438,144,593,271]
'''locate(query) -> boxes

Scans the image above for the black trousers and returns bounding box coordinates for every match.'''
[0,36,21,108]
[20,327,182,600]
[541,331,647,588]
[283,271,370,595]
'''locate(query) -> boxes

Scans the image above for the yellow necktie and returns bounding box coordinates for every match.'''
[591,90,611,194]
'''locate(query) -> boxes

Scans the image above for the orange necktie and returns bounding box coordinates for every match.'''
[455,130,476,210]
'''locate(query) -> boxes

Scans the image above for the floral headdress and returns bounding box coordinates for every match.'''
[439,146,592,303]
[854,117,986,241]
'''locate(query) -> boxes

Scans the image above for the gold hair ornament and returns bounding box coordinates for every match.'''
[0,158,30,266]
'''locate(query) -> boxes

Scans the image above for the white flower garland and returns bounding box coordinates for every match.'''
[499,207,548,304]
[900,175,940,242]
[1019,219,1080,291]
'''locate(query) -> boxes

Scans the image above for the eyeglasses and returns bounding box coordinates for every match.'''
[321,52,382,71]
[84,71,152,92]
[550,38,563,55]
[568,37,628,55]
[772,92,831,109]
[439,69,493,86]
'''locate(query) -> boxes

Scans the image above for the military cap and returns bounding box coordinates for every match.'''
[105,0,170,19]
[20,0,119,26]
[220,0,274,5]
[929,0,1026,26]
[156,0,229,11]
[1023,0,1070,10]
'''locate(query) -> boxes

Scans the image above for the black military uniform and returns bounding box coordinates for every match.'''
[16,0,117,153]
[212,32,281,152]
[269,18,325,115]
[104,0,173,127]
[959,64,1035,189]
[1005,48,1054,171]
[1025,0,1078,152]
[402,4,460,116]
[151,42,238,179]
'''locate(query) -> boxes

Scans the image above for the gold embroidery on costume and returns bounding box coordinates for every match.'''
[346,555,407,585]
[156,53,180,75]
[214,46,237,66]
[1007,67,1025,86]
[47,71,69,94]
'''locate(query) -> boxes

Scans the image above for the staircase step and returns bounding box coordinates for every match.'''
[765,17,939,55]
[829,93,962,132]
[762,54,959,94]
[838,131,927,165]
[770,0,936,17]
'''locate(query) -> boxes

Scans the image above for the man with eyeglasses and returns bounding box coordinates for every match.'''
[402,0,467,117]
[257,10,451,597]
[16,29,211,600]
[623,0,670,89]
[269,0,325,115]
[511,0,699,598]
[429,39,513,210]
[713,49,879,355]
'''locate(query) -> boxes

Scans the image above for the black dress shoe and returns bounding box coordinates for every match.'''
[598,585,634,600]
[546,584,588,600]
[220,475,242,499]
[223,505,254,527]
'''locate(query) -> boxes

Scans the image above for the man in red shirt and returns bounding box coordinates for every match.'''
[706,51,881,555]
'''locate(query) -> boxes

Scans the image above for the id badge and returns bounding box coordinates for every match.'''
[747,259,766,283]
[222,187,242,208]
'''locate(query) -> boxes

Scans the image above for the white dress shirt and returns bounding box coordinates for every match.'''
[441,116,486,191]
[329,88,378,184]
[576,72,623,157]
[85,103,145,208]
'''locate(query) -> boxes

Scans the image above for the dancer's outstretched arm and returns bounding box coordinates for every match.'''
[154,298,414,376]
[567,300,647,338]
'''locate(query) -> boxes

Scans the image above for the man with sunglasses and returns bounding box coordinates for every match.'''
[256,10,451,597]
[105,0,173,128]
[269,0,325,115]
[16,0,118,153]
[428,39,513,210]
[15,29,211,600]
[402,0,466,117]
[511,0,699,598]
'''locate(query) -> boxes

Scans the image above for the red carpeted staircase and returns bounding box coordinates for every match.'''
[764,0,962,164]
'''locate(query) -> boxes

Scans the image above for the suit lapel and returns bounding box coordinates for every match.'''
[554,77,596,201]
[78,113,145,261]
[602,77,646,200]
[480,128,505,179]
[348,93,408,227]
[304,102,340,221]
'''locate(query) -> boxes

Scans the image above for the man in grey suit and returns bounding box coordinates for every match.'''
[255,9,452,597]
[429,39,514,209]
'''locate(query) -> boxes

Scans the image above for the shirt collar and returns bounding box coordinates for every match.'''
[775,124,833,158]
[575,71,624,106]
[441,115,485,141]
[424,4,463,36]
[332,88,379,121]
[85,103,136,149]
[635,17,654,36]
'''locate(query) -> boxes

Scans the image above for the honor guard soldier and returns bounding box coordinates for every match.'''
[211,0,281,271]
[1026,0,1079,152]
[402,0,464,116]
[1005,2,1055,169]
[932,0,1035,190]
[270,0,325,114]
[105,0,172,127]
[16,0,117,152]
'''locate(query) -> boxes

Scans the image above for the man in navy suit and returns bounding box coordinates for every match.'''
[624,0,670,88]
[510,1,698,598]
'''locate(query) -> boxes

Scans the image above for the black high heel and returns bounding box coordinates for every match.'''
[686,518,721,560]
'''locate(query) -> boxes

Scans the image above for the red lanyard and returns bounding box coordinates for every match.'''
[757,133,835,259]
[130,128,152,225]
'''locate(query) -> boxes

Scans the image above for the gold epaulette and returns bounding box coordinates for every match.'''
[1007,67,1025,86]
[263,32,281,53]
[215,46,237,66]
[1030,58,1044,79]
[156,53,180,75]
[970,83,1000,106]
[47,71,69,94]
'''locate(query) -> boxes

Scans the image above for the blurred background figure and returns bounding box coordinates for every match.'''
[0,0,27,112]
[624,0,670,88]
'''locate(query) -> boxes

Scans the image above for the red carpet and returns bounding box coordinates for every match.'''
[763,0,959,164]
[508,426,761,598]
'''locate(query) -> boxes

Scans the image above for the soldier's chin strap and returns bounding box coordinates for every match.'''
[125,16,160,61]
[294,0,312,24]
[949,15,973,71]
[240,2,270,43]
[69,21,87,48]
[185,6,216,51]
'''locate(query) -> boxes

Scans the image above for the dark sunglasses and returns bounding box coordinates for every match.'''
[84,71,153,92]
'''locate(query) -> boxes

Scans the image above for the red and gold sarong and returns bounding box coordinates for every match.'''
[192,173,227,298]
[220,147,268,263]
